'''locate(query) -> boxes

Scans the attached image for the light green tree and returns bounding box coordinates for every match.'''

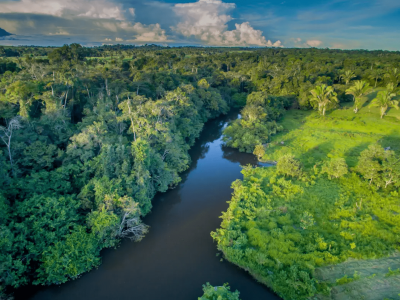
[346,80,372,113]
[321,158,348,179]
[253,144,265,160]
[371,83,398,118]
[384,68,400,87]
[198,78,210,89]
[198,283,241,300]
[340,70,356,85]
[309,84,339,116]
[368,68,383,88]
[277,154,302,178]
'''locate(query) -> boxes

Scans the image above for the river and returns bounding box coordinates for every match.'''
[16,111,280,300]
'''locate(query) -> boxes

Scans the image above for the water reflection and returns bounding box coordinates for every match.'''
[221,145,257,166]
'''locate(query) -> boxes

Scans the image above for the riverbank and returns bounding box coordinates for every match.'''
[16,111,280,300]
[212,106,400,299]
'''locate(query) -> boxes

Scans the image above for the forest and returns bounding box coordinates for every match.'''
[0,44,400,299]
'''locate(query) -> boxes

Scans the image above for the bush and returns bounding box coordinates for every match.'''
[321,158,348,179]
[198,283,241,300]
[277,154,302,178]
[253,144,266,160]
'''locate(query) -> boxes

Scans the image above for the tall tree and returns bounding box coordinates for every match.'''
[309,84,338,116]
[346,80,372,113]
[0,117,22,172]
[368,68,383,88]
[385,68,400,87]
[340,70,356,85]
[371,83,399,118]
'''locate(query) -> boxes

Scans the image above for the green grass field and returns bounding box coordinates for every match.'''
[263,95,400,169]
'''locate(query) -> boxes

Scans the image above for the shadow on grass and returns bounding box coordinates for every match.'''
[344,142,370,168]
[299,141,334,168]
[361,90,379,109]
[379,130,400,152]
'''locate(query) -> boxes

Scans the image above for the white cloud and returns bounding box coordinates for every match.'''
[172,0,281,47]
[48,29,70,35]
[306,40,323,47]
[131,23,169,42]
[289,37,323,48]
[0,0,171,43]
[0,0,285,46]
[0,0,125,20]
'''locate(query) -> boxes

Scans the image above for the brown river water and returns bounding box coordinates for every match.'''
[16,111,280,300]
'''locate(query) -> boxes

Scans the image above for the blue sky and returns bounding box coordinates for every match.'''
[0,0,399,50]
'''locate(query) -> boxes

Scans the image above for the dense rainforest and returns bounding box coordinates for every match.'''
[0,44,400,299]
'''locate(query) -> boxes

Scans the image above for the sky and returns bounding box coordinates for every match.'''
[0,0,399,50]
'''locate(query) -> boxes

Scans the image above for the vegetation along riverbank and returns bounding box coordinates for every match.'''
[213,72,400,299]
[1,44,400,299]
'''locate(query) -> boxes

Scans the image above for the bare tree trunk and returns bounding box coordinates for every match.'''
[127,99,136,142]
[64,89,68,112]
[0,117,22,176]
[6,138,12,170]
[85,85,91,99]
[105,79,110,96]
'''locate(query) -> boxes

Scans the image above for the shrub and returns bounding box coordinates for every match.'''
[277,154,302,178]
[321,158,348,179]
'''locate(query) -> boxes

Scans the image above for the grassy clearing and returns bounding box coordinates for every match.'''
[263,102,400,168]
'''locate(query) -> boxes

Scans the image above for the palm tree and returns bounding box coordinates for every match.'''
[368,68,383,88]
[385,68,400,87]
[309,84,339,116]
[340,70,356,85]
[371,83,399,118]
[346,80,372,113]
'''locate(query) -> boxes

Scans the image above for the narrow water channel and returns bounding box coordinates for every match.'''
[17,111,280,300]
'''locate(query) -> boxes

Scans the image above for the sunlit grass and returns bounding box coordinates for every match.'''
[263,101,400,168]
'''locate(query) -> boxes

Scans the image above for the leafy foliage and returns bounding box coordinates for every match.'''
[321,158,348,179]
[277,154,302,178]
[198,283,241,300]
[309,84,338,116]
[223,92,288,152]
[0,44,234,293]
[371,83,398,118]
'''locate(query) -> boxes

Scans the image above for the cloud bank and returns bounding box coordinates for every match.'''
[0,0,281,47]
[173,0,281,46]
